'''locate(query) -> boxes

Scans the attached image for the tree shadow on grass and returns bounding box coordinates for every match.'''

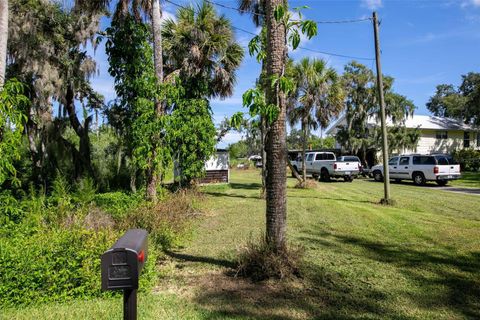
[288,195,376,204]
[299,229,480,319]
[190,264,409,320]
[178,228,479,319]
[165,250,236,269]
[230,182,263,190]
[204,191,261,200]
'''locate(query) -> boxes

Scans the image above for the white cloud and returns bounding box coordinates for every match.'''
[211,97,243,106]
[460,0,480,8]
[161,10,176,23]
[362,0,383,10]
[216,131,243,148]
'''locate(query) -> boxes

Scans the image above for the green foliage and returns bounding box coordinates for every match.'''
[336,61,418,159]
[0,224,159,306]
[0,79,29,186]
[168,99,216,185]
[427,72,480,125]
[452,148,480,171]
[120,190,199,250]
[93,192,143,221]
[286,128,335,150]
[49,173,73,215]
[105,15,179,193]
[228,141,250,159]
[162,1,244,99]
[0,191,24,225]
[0,225,114,306]
[74,177,97,206]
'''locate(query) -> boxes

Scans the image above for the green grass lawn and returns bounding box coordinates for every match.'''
[4,170,480,319]
[451,171,480,188]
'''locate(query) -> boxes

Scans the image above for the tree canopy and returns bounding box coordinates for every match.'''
[427,72,480,126]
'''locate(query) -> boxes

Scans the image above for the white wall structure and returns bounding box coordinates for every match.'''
[200,150,230,183]
[326,114,479,155]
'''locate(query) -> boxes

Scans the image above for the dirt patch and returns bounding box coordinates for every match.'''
[156,263,325,320]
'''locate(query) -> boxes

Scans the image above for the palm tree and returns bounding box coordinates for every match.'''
[0,0,8,88]
[288,58,344,183]
[264,0,287,251]
[238,0,265,27]
[162,1,244,99]
[237,0,269,194]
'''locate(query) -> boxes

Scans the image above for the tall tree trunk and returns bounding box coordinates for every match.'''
[260,116,267,197]
[301,121,307,183]
[65,84,94,180]
[146,0,164,201]
[0,0,8,88]
[265,0,287,251]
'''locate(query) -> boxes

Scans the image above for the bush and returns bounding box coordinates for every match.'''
[452,148,480,171]
[121,190,200,250]
[93,191,143,221]
[0,224,158,307]
[235,237,304,281]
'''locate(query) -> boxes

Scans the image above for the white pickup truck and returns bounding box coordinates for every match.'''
[292,152,360,182]
[371,154,461,186]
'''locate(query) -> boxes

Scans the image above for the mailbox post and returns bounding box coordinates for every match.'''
[101,229,148,320]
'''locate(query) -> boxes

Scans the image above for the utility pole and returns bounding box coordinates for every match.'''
[373,12,392,204]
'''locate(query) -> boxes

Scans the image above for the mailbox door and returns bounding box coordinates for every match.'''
[101,249,140,290]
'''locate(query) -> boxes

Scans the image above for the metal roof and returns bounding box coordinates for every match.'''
[326,114,477,135]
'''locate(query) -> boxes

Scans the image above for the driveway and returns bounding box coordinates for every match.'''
[428,186,480,195]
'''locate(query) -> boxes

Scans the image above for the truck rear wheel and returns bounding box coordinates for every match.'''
[436,180,448,186]
[320,168,330,182]
[373,170,383,182]
[344,176,353,182]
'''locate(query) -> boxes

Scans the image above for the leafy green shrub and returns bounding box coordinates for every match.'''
[74,177,97,206]
[452,148,480,171]
[0,224,158,306]
[0,190,24,225]
[0,79,29,186]
[93,191,143,221]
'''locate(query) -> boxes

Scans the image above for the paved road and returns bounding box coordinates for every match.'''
[429,186,480,195]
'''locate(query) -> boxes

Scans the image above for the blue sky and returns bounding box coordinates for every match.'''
[89,0,480,147]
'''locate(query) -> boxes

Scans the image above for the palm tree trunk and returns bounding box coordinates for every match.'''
[260,115,267,197]
[0,0,8,88]
[301,121,307,183]
[146,0,164,201]
[265,0,287,251]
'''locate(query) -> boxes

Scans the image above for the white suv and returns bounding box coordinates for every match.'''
[371,154,461,186]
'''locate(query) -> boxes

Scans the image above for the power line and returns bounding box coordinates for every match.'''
[295,46,374,61]
[204,0,372,24]
[164,0,374,61]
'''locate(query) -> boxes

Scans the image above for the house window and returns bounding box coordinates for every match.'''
[464,132,470,148]
[435,131,448,140]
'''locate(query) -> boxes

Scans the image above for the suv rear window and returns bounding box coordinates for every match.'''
[342,156,359,162]
[412,156,436,165]
[436,156,449,165]
[434,155,458,165]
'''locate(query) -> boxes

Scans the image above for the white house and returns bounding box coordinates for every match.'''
[173,149,230,184]
[326,114,479,166]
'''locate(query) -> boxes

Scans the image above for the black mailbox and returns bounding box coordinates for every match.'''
[101,229,148,291]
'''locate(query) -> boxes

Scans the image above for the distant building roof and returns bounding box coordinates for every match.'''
[326,114,477,135]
